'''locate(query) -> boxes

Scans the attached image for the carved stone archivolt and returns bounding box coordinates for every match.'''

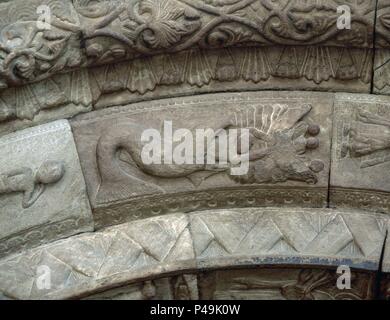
[331,93,390,213]
[199,268,375,300]
[70,91,331,227]
[2,0,390,301]
[0,0,388,136]
[0,0,377,89]
[0,120,93,258]
[0,208,387,300]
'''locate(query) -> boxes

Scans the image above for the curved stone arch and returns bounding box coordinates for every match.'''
[0,208,387,300]
[0,0,390,300]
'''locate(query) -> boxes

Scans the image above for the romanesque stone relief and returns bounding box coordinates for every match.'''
[199,268,375,300]
[78,0,375,65]
[85,274,199,300]
[330,93,390,212]
[71,91,331,227]
[0,214,194,299]
[375,0,390,48]
[373,49,390,95]
[0,160,65,209]
[0,120,93,258]
[373,2,390,95]
[0,208,386,300]
[0,0,377,90]
[0,0,82,88]
[190,208,387,270]
[0,69,92,137]
[89,47,372,109]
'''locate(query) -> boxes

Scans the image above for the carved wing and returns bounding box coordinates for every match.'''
[233,103,312,134]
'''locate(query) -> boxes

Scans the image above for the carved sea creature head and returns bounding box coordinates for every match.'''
[257,121,322,183]
[36,161,65,185]
[232,122,324,185]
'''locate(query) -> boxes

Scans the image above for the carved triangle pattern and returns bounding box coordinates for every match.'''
[191,209,387,260]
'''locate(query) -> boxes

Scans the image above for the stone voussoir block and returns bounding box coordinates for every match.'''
[198,268,376,300]
[71,91,333,229]
[0,213,194,300]
[189,207,388,271]
[0,120,94,258]
[330,93,390,213]
[0,207,387,300]
[0,0,378,92]
[0,69,92,137]
[374,0,390,95]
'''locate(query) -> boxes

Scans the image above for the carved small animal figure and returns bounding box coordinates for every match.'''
[0,161,65,208]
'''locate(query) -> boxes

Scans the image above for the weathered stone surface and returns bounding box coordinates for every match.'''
[0,0,82,88]
[0,0,377,90]
[379,274,390,300]
[198,268,375,300]
[0,208,386,300]
[190,208,388,271]
[0,69,92,137]
[71,91,332,228]
[374,2,390,95]
[0,214,194,300]
[382,219,390,274]
[330,93,390,212]
[89,47,373,109]
[85,274,198,300]
[79,0,376,64]
[376,0,390,48]
[0,120,93,258]
[373,49,390,95]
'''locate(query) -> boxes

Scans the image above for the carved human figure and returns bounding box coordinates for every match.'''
[348,108,390,158]
[0,161,65,208]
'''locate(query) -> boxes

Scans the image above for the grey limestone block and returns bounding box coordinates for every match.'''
[373,48,390,95]
[330,93,390,213]
[0,120,94,258]
[0,0,82,89]
[0,0,377,91]
[374,1,390,95]
[71,91,333,229]
[0,213,194,300]
[85,274,198,300]
[0,208,386,300]
[0,69,92,137]
[88,47,373,110]
[382,219,390,273]
[189,207,388,271]
[198,268,376,300]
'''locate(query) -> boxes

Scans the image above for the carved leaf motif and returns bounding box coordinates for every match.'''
[138,0,201,49]
[205,25,254,47]
[273,47,300,79]
[335,48,359,80]
[183,49,213,87]
[73,0,115,18]
[201,0,242,6]
[288,9,336,36]
[127,57,157,94]
[300,46,334,84]
[380,14,390,30]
